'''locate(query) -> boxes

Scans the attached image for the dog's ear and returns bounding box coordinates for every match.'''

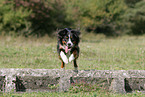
[71,30,80,38]
[57,29,67,38]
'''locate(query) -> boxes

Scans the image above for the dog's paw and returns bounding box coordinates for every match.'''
[73,67,78,73]
[60,51,68,64]
[74,67,78,70]
[61,67,65,71]
[69,54,75,62]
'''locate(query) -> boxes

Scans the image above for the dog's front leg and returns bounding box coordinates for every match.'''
[69,54,78,71]
[74,59,78,71]
[69,54,75,62]
[60,51,68,64]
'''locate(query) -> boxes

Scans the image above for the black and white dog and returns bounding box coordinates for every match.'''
[57,28,80,70]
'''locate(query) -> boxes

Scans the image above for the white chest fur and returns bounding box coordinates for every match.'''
[60,51,75,64]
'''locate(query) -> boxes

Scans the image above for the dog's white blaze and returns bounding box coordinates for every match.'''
[60,51,68,64]
[69,54,75,62]
[68,34,73,46]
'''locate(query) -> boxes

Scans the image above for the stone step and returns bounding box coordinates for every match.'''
[0,69,145,93]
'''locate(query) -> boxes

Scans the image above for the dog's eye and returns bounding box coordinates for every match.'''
[70,37,72,39]
[66,37,68,39]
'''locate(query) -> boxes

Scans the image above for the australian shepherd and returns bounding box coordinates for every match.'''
[57,28,80,70]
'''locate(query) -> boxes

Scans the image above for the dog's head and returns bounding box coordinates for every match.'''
[58,28,80,52]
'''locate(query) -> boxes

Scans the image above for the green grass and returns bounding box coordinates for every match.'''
[0,34,145,96]
[0,34,145,70]
[1,90,145,97]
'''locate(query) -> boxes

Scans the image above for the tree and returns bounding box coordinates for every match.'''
[64,0,127,36]
[124,0,145,35]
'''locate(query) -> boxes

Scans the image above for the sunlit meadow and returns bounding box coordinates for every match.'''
[0,34,145,96]
[0,34,144,70]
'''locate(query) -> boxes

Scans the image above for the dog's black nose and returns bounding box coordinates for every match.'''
[68,43,71,47]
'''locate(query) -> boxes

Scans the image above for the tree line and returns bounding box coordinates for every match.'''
[0,0,145,37]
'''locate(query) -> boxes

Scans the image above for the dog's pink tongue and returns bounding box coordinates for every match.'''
[65,46,68,53]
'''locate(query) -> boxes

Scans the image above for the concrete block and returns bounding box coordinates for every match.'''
[13,76,60,92]
[0,69,145,93]
[0,76,5,92]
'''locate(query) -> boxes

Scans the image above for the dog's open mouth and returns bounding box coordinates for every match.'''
[65,46,71,53]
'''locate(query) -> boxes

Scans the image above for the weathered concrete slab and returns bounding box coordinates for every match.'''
[13,76,60,92]
[0,76,5,92]
[0,69,145,93]
[125,78,145,92]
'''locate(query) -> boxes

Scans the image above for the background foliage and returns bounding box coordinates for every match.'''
[123,0,145,35]
[64,0,127,36]
[0,0,31,36]
[0,0,145,36]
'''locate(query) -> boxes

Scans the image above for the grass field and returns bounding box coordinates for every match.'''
[0,34,145,70]
[0,34,145,96]
[1,91,145,97]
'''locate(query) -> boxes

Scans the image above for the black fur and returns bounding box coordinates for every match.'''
[57,28,80,69]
